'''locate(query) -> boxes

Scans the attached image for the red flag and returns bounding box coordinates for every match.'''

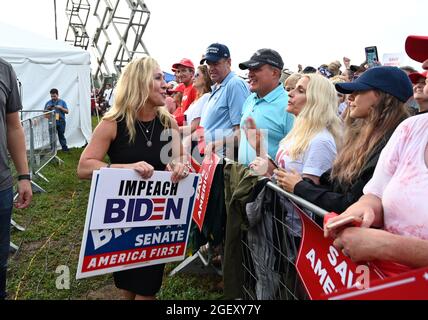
[192,153,220,231]
[294,204,382,299]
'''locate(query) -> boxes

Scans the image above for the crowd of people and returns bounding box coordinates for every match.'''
[1,33,428,300]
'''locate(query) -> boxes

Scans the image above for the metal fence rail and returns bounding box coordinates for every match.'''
[9,110,63,252]
[241,181,327,300]
[20,110,63,187]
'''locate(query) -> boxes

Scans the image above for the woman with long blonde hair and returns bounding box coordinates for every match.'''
[281,67,412,214]
[77,57,190,300]
[250,73,342,185]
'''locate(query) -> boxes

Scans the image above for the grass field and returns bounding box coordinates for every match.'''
[6,117,222,300]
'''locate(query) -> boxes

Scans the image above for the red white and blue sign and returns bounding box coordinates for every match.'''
[90,169,197,230]
[76,169,199,279]
[192,153,220,231]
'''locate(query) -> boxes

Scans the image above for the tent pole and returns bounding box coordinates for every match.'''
[53,0,58,40]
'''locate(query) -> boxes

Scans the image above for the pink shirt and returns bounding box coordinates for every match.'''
[364,114,428,240]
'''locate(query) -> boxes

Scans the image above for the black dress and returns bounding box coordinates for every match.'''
[107,116,171,296]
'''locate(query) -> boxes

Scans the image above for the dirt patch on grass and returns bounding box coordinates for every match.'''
[21,240,45,252]
[82,284,125,300]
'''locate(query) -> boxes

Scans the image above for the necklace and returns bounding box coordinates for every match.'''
[138,118,154,133]
[136,117,156,147]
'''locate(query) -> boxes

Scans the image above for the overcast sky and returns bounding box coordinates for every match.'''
[0,0,426,75]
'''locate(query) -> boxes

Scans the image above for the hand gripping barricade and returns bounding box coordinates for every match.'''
[241,181,428,300]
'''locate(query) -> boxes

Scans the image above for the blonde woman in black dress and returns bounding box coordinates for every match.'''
[78,57,190,300]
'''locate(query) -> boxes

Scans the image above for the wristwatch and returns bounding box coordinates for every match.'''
[17,174,31,181]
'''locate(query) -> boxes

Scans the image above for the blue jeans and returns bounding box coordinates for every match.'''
[56,120,68,151]
[0,187,13,300]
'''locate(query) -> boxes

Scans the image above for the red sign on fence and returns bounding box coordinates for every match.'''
[324,265,428,300]
[294,205,383,299]
[192,153,220,231]
[293,203,428,299]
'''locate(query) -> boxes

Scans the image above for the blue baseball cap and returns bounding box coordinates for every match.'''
[200,43,230,64]
[335,66,413,102]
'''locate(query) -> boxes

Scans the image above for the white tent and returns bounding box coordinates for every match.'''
[0,22,91,148]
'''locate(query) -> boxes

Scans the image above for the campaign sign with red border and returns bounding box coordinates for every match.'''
[76,170,199,279]
[192,153,220,231]
[294,204,383,299]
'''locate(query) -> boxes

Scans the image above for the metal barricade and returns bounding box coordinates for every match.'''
[241,181,327,300]
[241,181,428,300]
[169,159,329,295]
[8,110,63,252]
[20,110,63,190]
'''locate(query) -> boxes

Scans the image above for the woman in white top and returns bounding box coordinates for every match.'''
[249,73,342,185]
[180,65,212,155]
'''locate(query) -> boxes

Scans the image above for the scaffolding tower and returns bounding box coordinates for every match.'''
[64,0,151,86]
[110,0,151,74]
[65,0,91,50]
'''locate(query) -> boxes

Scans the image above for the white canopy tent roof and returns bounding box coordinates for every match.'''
[0,22,92,148]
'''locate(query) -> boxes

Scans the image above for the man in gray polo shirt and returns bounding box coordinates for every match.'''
[0,58,32,299]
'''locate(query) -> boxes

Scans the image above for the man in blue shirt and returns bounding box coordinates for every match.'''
[238,48,294,166]
[200,43,250,159]
[44,88,69,152]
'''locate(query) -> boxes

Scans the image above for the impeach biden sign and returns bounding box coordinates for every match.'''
[89,169,197,230]
[76,168,199,279]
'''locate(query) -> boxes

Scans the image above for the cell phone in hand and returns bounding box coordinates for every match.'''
[267,154,279,169]
[365,46,379,68]
[325,215,362,231]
